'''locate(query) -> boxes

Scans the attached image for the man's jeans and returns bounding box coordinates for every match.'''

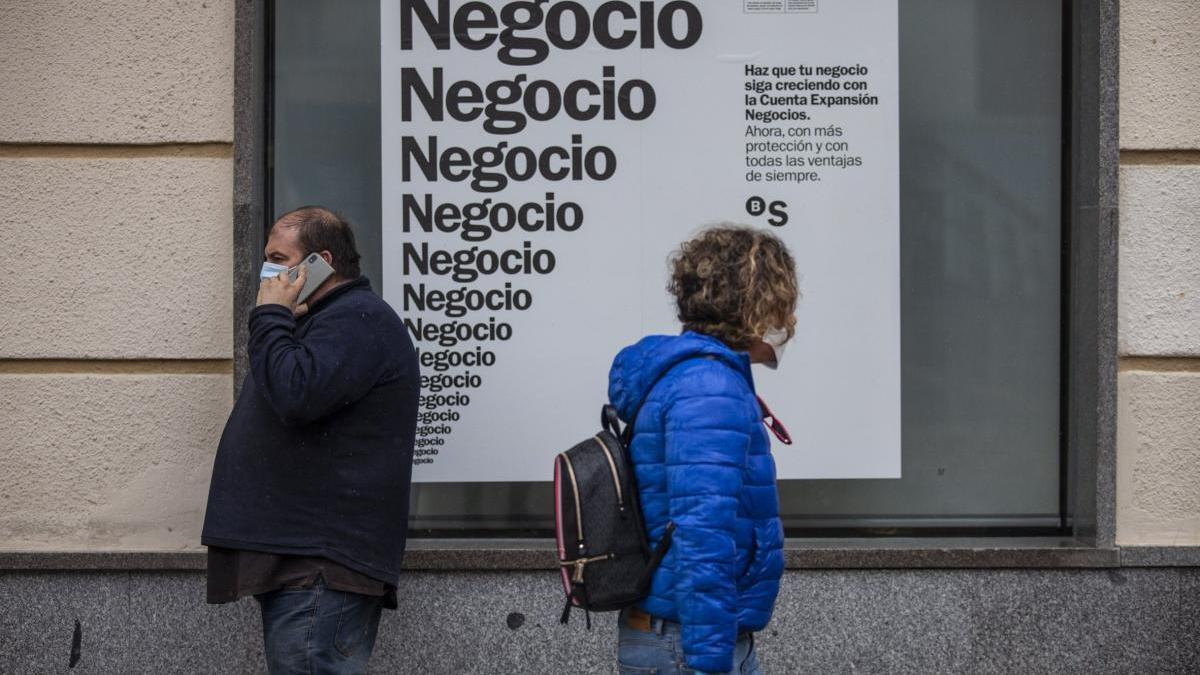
[617,608,763,675]
[256,576,383,675]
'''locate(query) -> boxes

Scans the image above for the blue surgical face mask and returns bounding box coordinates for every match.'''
[260,261,289,281]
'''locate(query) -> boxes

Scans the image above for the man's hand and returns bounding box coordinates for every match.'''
[256,265,307,314]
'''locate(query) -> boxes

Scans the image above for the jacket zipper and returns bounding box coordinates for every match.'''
[593,435,625,510]
[559,453,586,553]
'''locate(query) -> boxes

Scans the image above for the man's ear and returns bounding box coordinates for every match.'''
[319,250,334,269]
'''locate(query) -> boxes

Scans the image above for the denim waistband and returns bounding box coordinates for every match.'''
[623,608,753,641]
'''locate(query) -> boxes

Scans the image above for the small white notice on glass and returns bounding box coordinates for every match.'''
[745,0,818,13]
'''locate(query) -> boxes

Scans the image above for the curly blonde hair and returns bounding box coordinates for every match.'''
[667,224,799,350]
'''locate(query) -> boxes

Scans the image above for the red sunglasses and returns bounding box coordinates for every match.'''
[756,395,793,445]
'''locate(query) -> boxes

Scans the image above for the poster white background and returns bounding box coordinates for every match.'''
[381,0,900,482]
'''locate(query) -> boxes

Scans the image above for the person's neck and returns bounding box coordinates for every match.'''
[306,275,353,308]
[747,340,774,364]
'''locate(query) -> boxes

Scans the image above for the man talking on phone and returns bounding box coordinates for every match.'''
[201,206,419,674]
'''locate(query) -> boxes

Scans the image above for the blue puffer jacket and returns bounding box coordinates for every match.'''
[608,331,784,673]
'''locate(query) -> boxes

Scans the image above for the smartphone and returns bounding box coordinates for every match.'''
[288,253,336,305]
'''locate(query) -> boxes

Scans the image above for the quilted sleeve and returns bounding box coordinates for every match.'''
[663,389,750,673]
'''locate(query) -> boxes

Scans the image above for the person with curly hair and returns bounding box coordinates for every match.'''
[608,224,798,674]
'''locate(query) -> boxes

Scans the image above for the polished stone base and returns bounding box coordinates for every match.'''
[1,568,1196,673]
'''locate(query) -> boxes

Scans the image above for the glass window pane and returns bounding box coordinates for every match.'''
[271,0,1062,534]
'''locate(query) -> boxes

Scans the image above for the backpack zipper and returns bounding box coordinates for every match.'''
[593,435,625,511]
[559,453,586,553]
[560,553,616,582]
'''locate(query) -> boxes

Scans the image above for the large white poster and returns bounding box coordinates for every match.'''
[382,0,900,482]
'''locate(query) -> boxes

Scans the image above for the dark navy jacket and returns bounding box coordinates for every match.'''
[609,332,784,673]
[202,277,419,585]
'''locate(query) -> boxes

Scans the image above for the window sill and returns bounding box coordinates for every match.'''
[5,539,1197,571]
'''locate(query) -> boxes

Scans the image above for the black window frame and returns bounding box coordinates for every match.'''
[233,0,1119,560]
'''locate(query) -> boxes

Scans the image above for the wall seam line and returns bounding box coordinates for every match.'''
[1119,150,1200,165]
[1118,356,1200,373]
[0,359,234,375]
[0,143,233,159]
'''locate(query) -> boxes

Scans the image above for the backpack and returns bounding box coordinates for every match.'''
[554,361,694,627]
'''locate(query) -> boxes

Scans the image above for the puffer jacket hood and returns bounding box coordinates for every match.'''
[607,331,783,673]
[609,331,754,421]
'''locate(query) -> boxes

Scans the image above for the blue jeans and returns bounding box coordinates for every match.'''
[256,576,383,675]
[617,608,763,675]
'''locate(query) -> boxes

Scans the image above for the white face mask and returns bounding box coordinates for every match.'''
[761,327,790,370]
[260,261,289,281]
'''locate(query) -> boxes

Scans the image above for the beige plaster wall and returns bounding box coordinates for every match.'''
[1,151,233,359]
[1117,1,1200,546]
[0,1,235,551]
[0,1,234,143]
[1117,371,1200,545]
[0,374,231,549]
[1120,0,1200,150]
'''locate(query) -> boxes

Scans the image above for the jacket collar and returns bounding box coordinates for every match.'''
[304,276,371,316]
[608,331,755,421]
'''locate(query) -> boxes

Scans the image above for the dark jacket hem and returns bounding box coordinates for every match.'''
[200,535,400,586]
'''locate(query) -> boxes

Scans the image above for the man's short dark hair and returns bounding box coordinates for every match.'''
[273,206,362,279]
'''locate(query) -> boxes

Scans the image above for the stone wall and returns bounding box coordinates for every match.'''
[2,568,1197,673]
